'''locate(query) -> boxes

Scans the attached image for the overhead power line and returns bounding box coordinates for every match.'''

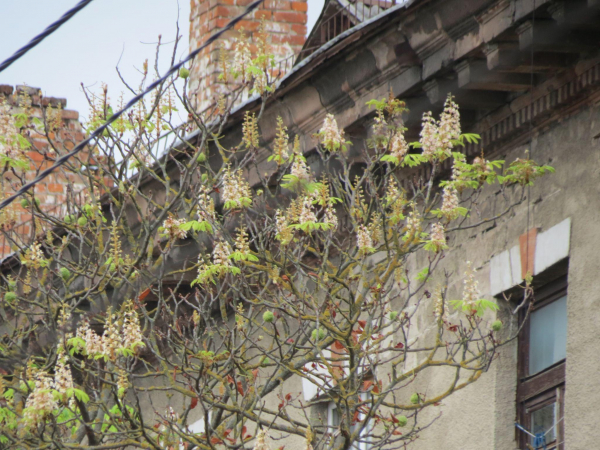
[0,0,95,73]
[0,0,264,212]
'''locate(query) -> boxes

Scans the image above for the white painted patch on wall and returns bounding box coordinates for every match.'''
[490,249,513,295]
[534,218,571,275]
[489,218,571,296]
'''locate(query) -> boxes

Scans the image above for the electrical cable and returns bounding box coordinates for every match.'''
[0,0,95,73]
[0,0,264,212]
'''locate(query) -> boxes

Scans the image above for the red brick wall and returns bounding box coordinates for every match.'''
[0,85,96,258]
[189,0,307,112]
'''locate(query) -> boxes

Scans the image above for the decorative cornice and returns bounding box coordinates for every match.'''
[465,59,600,157]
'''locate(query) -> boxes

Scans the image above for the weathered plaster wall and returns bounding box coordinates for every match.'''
[179,0,600,445]
[401,96,600,449]
[24,0,597,447]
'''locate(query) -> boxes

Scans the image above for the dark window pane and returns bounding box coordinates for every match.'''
[330,405,340,428]
[529,295,567,375]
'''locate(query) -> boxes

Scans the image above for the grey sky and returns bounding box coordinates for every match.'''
[0,0,325,123]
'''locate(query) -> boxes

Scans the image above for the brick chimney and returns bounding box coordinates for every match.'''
[0,85,106,258]
[189,0,308,113]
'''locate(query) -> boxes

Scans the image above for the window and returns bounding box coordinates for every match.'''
[327,396,371,450]
[529,295,567,375]
[517,277,567,450]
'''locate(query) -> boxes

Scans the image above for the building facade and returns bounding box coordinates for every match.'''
[2,0,599,449]
[183,0,600,448]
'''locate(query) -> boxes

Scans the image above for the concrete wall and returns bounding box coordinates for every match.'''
[401,94,600,449]
[151,0,600,444]
[179,0,600,445]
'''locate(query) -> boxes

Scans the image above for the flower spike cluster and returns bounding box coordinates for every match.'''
[230,228,259,262]
[222,166,252,209]
[276,181,339,243]
[420,94,461,161]
[317,114,349,152]
[23,371,56,428]
[441,185,460,220]
[193,238,242,285]
[233,34,252,83]
[72,303,145,360]
[197,186,216,222]
[426,222,447,252]
[22,242,47,269]
[269,117,290,165]
[389,131,408,162]
[357,224,374,255]
[253,429,270,450]
[462,261,480,309]
[434,286,447,322]
[242,112,260,149]
[161,215,187,241]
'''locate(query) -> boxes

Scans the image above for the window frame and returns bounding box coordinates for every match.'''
[517,276,567,450]
[326,392,372,450]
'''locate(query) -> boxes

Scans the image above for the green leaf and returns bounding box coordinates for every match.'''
[416,267,429,283]
[180,221,196,231]
[381,155,400,165]
[67,336,87,355]
[72,388,90,403]
[402,154,427,168]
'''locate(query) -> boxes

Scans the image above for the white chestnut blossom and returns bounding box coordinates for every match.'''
[102,310,120,360]
[253,429,270,450]
[234,228,251,254]
[318,113,345,151]
[222,166,252,208]
[323,206,338,230]
[0,99,20,159]
[197,186,216,221]
[429,222,447,251]
[298,196,317,224]
[434,287,447,321]
[389,131,408,161]
[75,305,144,360]
[122,306,144,350]
[405,209,422,236]
[420,111,438,159]
[213,240,233,266]
[439,95,461,145]
[23,242,46,269]
[162,216,187,240]
[275,210,289,235]
[372,109,387,135]
[253,68,268,95]
[53,352,74,395]
[23,371,57,427]
[451,153,466,182]
[76,320,103,356]
[420,95,461,160]
[462,261,480,308]
[290,155,311,181]
[275,210,293,244]
[441,185,460,219]
[233,38,252,83]
[357,224,373,253]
